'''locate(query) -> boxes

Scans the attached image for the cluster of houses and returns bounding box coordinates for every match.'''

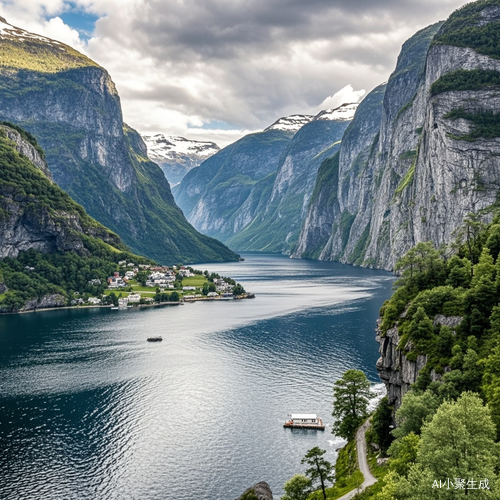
[71,264,241,309]
[213,278,235,293]
[145,269,175,288]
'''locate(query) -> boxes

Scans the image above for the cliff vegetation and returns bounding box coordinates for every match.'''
[0,123,153,312]
[361,214,500,498]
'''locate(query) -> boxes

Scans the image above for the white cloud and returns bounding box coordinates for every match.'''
[0,0,472,146]
[319,85,367,111]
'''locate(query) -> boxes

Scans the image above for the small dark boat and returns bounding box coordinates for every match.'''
[147,336,163,342]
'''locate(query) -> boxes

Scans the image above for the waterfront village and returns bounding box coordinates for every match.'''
[72,262,250,308]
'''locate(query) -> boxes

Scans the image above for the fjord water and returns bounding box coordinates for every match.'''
[0,253,393,500]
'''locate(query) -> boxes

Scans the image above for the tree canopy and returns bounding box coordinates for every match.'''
[332,369,372,440]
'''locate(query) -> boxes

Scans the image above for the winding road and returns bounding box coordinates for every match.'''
[337,419,378,500]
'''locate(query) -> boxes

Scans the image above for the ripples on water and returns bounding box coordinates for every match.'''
[0,253,394,499]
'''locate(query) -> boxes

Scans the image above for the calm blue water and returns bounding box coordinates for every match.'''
[0,253,394,500]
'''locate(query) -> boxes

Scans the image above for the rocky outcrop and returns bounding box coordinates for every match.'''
[19,294,66,311]
[235,482,273,500]
[376,315,462,409]
[0,124,51,178]
[0,17,238,264]
[376,325,429,409]
[0,124,123,258]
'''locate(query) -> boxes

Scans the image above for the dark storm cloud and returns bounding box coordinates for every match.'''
[90,0,467,134]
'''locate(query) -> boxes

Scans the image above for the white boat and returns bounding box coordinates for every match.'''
[284,413,325,430]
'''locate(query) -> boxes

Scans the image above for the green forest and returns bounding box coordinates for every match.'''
[281,213,500,499]
[358,213,500,498]
[430,69,500,96]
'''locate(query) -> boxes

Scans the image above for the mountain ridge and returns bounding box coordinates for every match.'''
[142,133,220,185]
[0,18,239,264]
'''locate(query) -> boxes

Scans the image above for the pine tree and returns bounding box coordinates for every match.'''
[332,369,371,439]
[301,447,334,500]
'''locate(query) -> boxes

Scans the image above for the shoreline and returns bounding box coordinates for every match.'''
[2,294,255,316]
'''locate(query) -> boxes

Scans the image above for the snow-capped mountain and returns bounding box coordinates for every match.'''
[264,103,358,133]
[265,114,315,132]
[0,17,66,46]
[142,134,220,185]
[314,102,359,121]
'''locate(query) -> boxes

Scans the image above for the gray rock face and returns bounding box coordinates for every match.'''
[293,85,386,261]
[235,482,273,500]
[0,19,238,264]
[296,5,500,271]
[0,126,121,259]
[0,125,51,178]
[294,23,442,268]
[376,315,461,409]
[225,109,354,253]
[376,324,428,409]
[20,294,66,311]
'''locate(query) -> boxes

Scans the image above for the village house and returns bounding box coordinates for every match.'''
[178,267,195,278]
[108,274,127,289]
[183,286,196,291]
[118,297,129,308]
[127,293,141,303]
[88,297,101,305]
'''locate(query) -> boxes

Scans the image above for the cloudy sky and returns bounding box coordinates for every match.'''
[0,0,468,146]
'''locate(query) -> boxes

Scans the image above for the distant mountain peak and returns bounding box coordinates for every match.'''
[314,103,359,122]
[0,17,63,47]
[142,134,219,159]
[142,134,220,185]
[265,114,315,132]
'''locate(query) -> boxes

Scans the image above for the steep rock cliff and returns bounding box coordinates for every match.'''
[0,123,123,259]
[293,85,386,260]
[0,17,238,264]
[294,23,441,268]
[297,1,500,271]
[225,105,356,253]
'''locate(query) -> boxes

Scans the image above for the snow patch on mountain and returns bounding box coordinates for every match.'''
[0,17,66,48]
[314,103,359,122]
[142,134,220,185]
[265,114,315,132]
[265,104,358,134]
[143,134,219,160]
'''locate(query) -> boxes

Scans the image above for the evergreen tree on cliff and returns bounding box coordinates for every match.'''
[332,369,371,440]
